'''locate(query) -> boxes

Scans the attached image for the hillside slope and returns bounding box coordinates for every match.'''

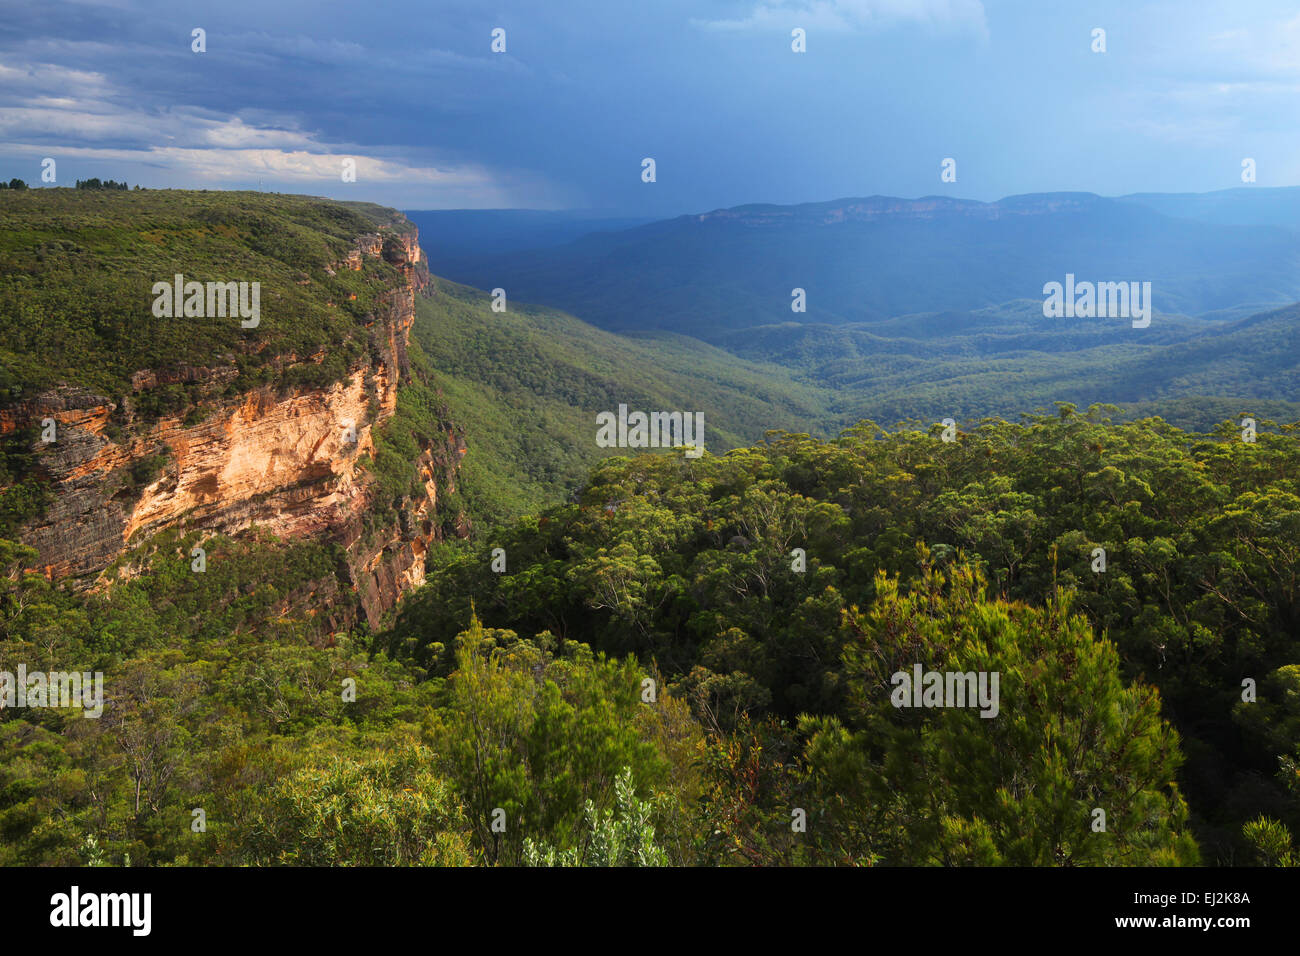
[412,277,841,522]
[714,301,1300,430]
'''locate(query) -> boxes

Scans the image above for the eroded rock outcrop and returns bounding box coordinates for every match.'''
[3,221,463,628]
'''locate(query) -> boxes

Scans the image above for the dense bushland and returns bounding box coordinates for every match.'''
[389,407,1300,863]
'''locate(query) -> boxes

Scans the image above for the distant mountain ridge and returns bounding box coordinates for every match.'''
[690,191,1131,224]
[1121,186,1300,231]
[423,188,1300,341]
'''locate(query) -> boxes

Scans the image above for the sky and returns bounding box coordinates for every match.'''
[2,0,1299,216]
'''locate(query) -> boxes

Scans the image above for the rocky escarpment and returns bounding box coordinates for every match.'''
[1,222,463,629]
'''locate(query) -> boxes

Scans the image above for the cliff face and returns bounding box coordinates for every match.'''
[3,224,463,628]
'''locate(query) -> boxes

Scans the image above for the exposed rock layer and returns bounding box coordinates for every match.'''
[4,224,461,628]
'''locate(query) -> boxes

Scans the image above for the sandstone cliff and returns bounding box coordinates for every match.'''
[2,221,463,629]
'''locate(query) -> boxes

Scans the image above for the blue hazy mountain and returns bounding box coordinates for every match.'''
[423,191,1300,341]
[1120,185,1300,231]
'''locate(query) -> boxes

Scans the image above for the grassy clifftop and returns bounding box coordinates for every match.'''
[0,189,416,408]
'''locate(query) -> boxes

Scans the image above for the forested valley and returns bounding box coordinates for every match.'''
[2,190,1298,869]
